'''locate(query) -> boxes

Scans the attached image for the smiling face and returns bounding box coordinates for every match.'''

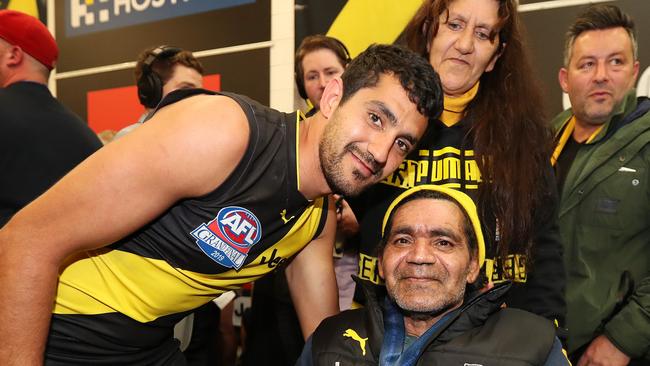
[318,73,427,197]
[428,0,502,97]
[379,198,479,315]
[559,27,639,127]
[302,48,346,107]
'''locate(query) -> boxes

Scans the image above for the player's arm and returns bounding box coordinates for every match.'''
[286,195,339,339]
[0,94,250,365]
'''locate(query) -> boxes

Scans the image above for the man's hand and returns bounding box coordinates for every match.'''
[577,335,630,366]
[334,195,358,237]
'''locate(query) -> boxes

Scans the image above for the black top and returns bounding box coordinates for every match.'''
[302,279,561,365]
[0,81,102,227]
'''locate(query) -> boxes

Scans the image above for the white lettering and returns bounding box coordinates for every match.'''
[196,227,216,242]
[114,0,131,15]
[221,214,242,234]
[244,227,257,245]
[192,226,246,265]
[235,220,253,237]
[132,0,151,12]
[71,0,94,28]
[152,0,165,7]
[99,9,110,22]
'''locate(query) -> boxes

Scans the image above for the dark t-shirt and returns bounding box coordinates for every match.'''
[555,136,582,195]
[0,81,102,227]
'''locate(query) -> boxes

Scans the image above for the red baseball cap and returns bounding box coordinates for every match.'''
[0,10,58,70]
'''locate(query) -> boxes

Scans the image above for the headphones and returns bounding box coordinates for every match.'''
[296,37,352,100]
[137,45,182,108]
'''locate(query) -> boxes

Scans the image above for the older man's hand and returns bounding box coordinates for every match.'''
[577,335,630,366]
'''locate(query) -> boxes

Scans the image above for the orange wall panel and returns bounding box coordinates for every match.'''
[87,74,221,133]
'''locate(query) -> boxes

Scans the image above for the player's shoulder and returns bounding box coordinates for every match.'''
[151,92,250,140]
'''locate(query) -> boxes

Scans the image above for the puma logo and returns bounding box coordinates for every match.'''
[343,329,368,356]
[280,209,295,224]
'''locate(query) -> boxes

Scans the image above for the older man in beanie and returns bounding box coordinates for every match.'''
[298,185,569,365]
[0,10,102,227]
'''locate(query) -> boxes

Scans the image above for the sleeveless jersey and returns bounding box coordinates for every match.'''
[46,90,329,364]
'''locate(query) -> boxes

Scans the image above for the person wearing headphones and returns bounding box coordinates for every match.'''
[114,45,203,139]
[295,35,350,116]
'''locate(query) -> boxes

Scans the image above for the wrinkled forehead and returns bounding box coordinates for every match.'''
[572,27,634,58]
[388,197,464,234]
[435,0,508,37]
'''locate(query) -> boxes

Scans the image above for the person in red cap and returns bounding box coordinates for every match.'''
[0,9,58,84]
[0,9,102,227]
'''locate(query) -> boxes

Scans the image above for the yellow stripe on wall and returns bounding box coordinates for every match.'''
[7,0,39,17]
[327,0,422,57]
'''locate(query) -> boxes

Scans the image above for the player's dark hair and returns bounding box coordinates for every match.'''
[340,44,443,121]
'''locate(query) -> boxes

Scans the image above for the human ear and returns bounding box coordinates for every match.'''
[465,257,480,284]
[318,77,343,119]
[484,42,505,73]
[558,68,569,93]
[632,60,640,84]
[5,45,23,67]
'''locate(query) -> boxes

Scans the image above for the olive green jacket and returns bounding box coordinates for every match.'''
[552,90,650,359]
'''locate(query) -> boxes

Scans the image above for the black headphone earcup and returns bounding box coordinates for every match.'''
[295,72,307,100]
[138,72,163,109]
[136,45,181,109]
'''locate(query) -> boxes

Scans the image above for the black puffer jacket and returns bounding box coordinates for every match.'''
[302,278,561,366]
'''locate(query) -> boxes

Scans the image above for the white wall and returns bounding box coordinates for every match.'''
[270,0,295,112]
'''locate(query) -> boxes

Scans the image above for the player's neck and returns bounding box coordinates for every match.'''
[297,114,331,200]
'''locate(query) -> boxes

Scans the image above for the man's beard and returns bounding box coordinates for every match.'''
[319,134,382,197]
[395,286,466,321]
[387,270,468,321]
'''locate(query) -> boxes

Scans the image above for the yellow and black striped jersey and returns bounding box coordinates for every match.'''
[46,90,329,365]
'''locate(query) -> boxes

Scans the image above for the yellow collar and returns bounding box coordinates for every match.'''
[440,82,480,127]
[551,116,605,166]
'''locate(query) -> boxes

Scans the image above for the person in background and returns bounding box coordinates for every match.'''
[298,185,569,365]
[551,4,649,364]
[348,0,566,334]
[114,45,203,139]
[295,34,351,116]
[0,9,102,228]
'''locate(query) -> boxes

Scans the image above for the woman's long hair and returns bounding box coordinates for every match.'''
[405,0,554,265]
